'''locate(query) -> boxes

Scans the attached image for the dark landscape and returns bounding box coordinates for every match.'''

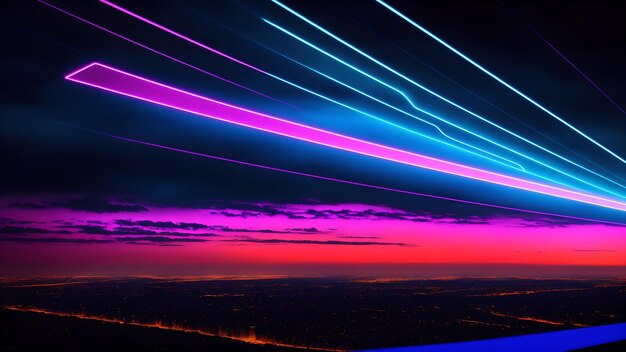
[2,276,625,351]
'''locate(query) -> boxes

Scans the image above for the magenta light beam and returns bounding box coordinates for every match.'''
[99,0,266,75]
[65,63,626,212]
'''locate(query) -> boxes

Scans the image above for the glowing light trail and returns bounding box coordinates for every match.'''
[261,43,625,196]
[269,0,626,193]
[376,0,626,165]
[66,62,626,212]
[263,19,626,198]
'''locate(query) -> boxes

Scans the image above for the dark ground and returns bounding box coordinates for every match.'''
[1,277,625,351]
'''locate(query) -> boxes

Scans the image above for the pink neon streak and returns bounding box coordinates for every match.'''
[100,0,267,75]
[65,62,626,212]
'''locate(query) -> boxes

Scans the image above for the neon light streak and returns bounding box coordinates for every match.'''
[261,45,526,172]
[269,0,626,193]
[37,0,295,109]
[65,63,626,212]
[262,45,625,195]
[262,70,527,172]
[263,19,626,198]
[376,0,626,165]
[69,123,626,227]
[268,48,622,197]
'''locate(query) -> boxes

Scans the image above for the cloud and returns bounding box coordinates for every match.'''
[573,249,616,253]
[114,236,208,243]
[226,237,412,246]
[48,196,148,213]
[337,236,381,239]
[0,225,71,235]
[0,237,112,244]
[204,202,496,225]
[60,224,218,237]
[114,219,209,230]
[8,202,47,209]
[210,226,326,234]
[287,227,323,233]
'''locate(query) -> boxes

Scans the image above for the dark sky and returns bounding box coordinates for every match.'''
[1,0,625,224]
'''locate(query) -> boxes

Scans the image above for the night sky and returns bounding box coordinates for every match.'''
[1,0,625,276]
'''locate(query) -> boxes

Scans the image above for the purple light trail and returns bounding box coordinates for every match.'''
[100,0,267,75]
[65,62,626,212]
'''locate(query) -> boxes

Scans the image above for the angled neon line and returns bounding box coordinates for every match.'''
[85,1,527,172]
[263,19,626,199]
[37,0,295,109]
[498,0,626,115]
[377,0,626,164]
[93,132,625,228]
[99,0,265,74]
[65,63,626,212]
[269,0,626,193]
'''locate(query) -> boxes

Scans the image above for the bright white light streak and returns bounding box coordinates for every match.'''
[377,0,626,165]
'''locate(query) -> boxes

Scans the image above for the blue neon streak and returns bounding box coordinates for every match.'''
[259,54,526,172]
[269,0,626,194]
[360,322,626,351]
[261,45,623,196]
[261,70,528,173]
[376,0,626,165]
[263,19,626,199]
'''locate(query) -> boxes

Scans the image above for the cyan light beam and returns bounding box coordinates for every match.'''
[269,0,626,193]
[261,45,620,195]
[263,19,626,199]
